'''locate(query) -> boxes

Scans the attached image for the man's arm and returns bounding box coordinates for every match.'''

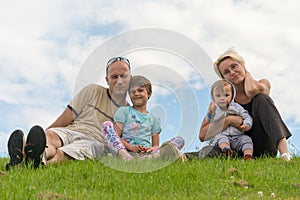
[47,107,75,130]
[244,71,271,98]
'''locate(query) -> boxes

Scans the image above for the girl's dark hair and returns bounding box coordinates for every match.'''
[129,75,152,97]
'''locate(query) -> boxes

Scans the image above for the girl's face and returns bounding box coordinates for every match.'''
[213,84,233,110]
[218,57,246,85]
[129,86,150,107]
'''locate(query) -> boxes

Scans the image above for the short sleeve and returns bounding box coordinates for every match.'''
[114,106,130,124]
[68,84,98,116]
[151,115,162,134]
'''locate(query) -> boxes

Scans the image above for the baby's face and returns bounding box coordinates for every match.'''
[213,84,233,110]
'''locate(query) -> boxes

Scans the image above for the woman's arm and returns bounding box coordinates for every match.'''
[244,71,271,98]
[199,115,243,142]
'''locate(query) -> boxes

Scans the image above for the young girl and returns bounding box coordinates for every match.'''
[102,75,184,161]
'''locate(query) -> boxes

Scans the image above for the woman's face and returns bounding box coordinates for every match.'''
[218,57,246,85]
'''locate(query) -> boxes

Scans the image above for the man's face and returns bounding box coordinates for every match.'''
[105,61,131,97]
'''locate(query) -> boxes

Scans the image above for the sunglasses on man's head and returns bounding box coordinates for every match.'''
[106,57,130,69]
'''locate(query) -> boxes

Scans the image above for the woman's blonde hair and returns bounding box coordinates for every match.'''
[214,48,245,78]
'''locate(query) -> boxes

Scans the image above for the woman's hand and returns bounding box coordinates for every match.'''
[244,71,271,98]
[199,115,243,142]
[226,115,243,129]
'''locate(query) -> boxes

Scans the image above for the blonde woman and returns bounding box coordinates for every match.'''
[199,49,292,160]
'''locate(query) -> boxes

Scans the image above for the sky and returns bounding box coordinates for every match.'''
[1,0,300,157]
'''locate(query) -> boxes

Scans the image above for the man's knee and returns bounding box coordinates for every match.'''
[48,149,69,164]
[46,129,62,147]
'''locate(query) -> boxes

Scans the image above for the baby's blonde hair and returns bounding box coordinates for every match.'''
[211,79,234,102]
[214,48,245,78]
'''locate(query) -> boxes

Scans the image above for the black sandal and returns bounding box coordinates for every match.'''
[24,125,46,169]
[6,130,24,171]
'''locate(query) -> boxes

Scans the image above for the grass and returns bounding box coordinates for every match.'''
[1,156,300,200]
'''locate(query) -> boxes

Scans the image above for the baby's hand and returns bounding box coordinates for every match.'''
[240,123,250,131]
[208,102,216,115]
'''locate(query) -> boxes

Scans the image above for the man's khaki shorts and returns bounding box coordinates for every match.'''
[49,128,106,160]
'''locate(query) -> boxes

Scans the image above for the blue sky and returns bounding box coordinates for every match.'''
[1,0,300,156]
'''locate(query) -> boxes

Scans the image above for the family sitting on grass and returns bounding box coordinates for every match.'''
[5,49,292,170]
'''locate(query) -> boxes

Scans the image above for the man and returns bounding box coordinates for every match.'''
[6,57,131,170]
